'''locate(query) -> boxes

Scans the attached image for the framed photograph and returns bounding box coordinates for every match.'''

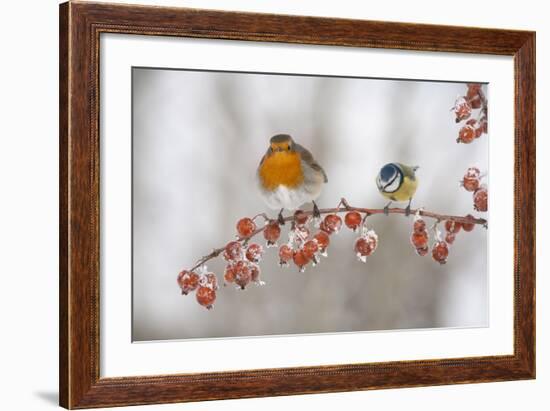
[59,2,535,408]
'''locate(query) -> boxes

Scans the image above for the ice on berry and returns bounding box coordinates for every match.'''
[236,217,256,237]
[177,270,200,295]
[263,221,281,247]
[354,229,378,262]
[453,96,472,122]
[196,286,216,309]
[223,241,243,262]
[323,214,342,234]
[245,243,264,263]
[432,241,449,264]
[293,249,310,272]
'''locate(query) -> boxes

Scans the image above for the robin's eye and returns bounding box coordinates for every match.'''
[287,145,291,150]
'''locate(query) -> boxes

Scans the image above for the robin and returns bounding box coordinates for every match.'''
[257,134,328,224]
[376,162,419,216]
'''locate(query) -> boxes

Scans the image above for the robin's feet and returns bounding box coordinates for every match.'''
[383,201,392,216]
[312,201,321,219]
[277,209,285,225]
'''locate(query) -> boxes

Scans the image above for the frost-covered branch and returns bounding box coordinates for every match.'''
[178,197,487,309]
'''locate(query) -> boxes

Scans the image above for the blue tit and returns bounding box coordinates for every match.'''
[376,162,419,216]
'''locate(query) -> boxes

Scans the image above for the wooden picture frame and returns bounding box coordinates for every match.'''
[59,1,535,408]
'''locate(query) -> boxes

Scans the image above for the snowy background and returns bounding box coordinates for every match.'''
[132,68,488,341]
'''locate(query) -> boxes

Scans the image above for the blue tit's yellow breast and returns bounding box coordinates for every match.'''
[259,151,304,191]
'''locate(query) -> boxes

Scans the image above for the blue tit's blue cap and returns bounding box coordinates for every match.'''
[380,163,398,183]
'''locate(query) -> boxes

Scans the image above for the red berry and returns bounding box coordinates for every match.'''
[466,119,483,137]
[200,272,219,290]
[313,231,330,253]
[278,244,294,266]
[245,243,263,263]
[344,211,362,231]
[445,219,462,234]
[466,83,481,100]
[293,249,311,271]
[224,264,236,284]
[413,218,426,233]
[177,270,200,295]
[354,231,378,262]
[196,286,216,309]
[323,214,342,234]
[469,94,482,109]
[465,166,480,177]
[303,240,319,259]
[233,260,251,289]
[236,217,256,237]
[432,241,449,264]
[457,124,476,144]
[411,231,428,249]
[462,214,476,232]
[354,238,372,257]
[464,120,480,138]
[453,96,472,122]
[223,241,242,261]
[319,219,331,234]
[293,209,308,226]
[462,167,481,192]
[263,221,281,246]
[249,264,261,283]
[474,186,488,212]
[463,178,480,192]
[445,232,456,245]
[416,246,429,256]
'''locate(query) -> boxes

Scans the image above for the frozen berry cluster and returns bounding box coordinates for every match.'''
[178,202,486,309]
[279,210,342,272]
[453,84,488,144]
[221,216,267,290]
[177,267,219,309]
[282,211,379,270]
[410,213,478,265]
[461,167,488,212]
[412,217,450,264]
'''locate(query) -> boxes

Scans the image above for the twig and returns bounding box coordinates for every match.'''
[478,87,488,119]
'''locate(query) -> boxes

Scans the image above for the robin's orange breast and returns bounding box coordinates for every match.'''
[259,151,304,191]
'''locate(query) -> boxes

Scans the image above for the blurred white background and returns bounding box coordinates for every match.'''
[132,69,488,341]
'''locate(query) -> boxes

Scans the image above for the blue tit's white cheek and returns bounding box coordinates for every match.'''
[384,177,401,193]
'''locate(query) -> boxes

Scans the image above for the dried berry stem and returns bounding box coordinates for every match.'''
[188,198,487,272]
